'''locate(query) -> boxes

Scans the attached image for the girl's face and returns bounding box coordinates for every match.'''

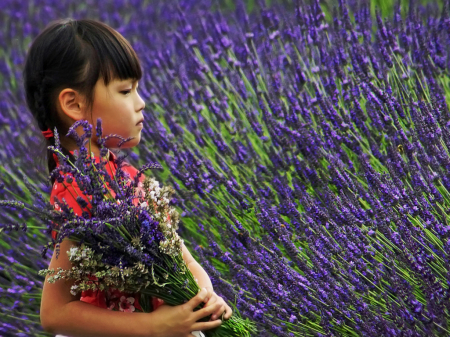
[57,75,146,156]
[88,76,146,149]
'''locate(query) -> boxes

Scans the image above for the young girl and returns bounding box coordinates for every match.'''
[23,18,232,337]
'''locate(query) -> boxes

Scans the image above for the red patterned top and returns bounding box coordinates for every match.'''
[50,149,164,312]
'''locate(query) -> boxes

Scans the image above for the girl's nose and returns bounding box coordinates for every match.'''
[137,100,145,112]
[136,94,145,112]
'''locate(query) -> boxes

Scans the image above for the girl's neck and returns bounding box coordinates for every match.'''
[60,136,104,158]
[69,148,110,159]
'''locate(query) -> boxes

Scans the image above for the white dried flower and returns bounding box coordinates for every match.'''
[68,247,79,259]
[70,284,79,296]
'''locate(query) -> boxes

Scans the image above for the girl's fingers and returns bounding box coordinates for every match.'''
[210,305,226,320]
[192,318,223,332]
[186,288,213,311]
[193,301,222,321]
[224,305,233,319]
[203,294,217,307]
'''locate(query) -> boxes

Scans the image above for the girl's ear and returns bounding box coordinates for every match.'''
[58,88,86,122]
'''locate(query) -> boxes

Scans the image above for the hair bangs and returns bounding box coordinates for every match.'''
[90,25,143,87]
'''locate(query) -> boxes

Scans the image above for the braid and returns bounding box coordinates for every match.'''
[35,73,51,131]
[34,72,58,179]
[33,73,76,185]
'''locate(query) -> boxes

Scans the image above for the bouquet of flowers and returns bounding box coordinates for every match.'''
[1,119,256,337]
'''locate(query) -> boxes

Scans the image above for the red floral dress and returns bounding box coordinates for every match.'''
[50,150,164,312]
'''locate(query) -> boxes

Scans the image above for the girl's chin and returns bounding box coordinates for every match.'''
[106,138,140,149]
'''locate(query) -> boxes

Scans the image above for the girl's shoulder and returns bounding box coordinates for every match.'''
[50,153,140,226]
[50,173,92,241]
[50,173,139,209]
[50,152,140,203]
[49,159,140,242]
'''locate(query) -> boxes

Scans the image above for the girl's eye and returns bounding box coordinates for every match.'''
[121,86,139,95]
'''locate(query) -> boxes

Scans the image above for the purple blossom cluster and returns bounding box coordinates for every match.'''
[2,0,450,336]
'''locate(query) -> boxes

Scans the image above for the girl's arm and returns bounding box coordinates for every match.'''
[181,244,213,292]
[182,244,233,321]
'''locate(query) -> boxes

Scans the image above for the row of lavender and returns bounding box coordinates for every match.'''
[1,0,450,335]
[134,0,450,336]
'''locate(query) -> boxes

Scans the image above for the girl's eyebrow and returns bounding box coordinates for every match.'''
[118,80,138,87]
[129,80,139,87]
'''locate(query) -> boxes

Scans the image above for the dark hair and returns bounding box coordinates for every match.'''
[23,18,142,185]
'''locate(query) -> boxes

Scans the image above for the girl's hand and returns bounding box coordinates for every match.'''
[202,287,233,321]
[148,288,223,337]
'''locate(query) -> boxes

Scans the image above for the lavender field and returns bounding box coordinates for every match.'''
[2,0,450,336]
